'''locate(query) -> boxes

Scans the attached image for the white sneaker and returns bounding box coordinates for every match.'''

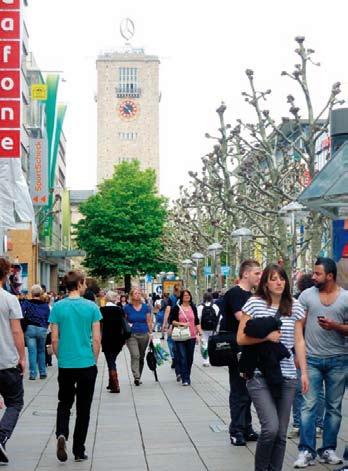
[318,449,343,465]
[294,450,315,468]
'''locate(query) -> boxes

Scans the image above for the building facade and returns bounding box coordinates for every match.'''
[0,0,38,291]
[69,189,95,271]
[96,49,160,185]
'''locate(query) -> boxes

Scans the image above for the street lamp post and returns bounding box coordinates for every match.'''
[278,202,308,287]
[231,228,253,264]
[191,252,204,302]
[182,259,193,289]
[207,243,223,291]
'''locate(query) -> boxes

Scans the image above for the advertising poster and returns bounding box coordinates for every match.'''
[332,219,348,289]
[7,262,28,295]
[163,280,183,295]
[152,283,162,296]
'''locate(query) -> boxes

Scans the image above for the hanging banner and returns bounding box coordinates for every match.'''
[29,138,49,206]
[0,0,20,9]
[333,219,348,290]
[0,0,21,158]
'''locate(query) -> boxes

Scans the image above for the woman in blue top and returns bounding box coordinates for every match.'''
[21,284,50,380]
[124,288,152,386]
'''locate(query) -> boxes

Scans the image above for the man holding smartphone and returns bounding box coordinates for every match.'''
[294,257,348,468]
[0,257,25,465]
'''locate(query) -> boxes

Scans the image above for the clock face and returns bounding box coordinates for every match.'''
[119,99,138,119]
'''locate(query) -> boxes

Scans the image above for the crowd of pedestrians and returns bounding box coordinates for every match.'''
[0,256,347,471]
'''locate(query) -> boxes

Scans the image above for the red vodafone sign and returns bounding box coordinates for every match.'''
[0,0,21,158]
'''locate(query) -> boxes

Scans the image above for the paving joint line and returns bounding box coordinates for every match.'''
[123,349,150,471]
[20,369,57,417]
[158,375,210,470]
[33,422,56,471]
[192,364,334,469]
[89,358,106,471]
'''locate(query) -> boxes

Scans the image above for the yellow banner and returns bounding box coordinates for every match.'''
[31,84,47,100]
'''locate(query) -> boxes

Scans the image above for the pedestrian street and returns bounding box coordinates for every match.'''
[3,338,347,471]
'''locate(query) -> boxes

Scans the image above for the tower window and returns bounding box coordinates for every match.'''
[118,156,136,163]
[118,132,138,141]
[117,68,140,97]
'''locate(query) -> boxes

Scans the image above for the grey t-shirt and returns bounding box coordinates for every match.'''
[0,288,23,369]
[299,286,348,358]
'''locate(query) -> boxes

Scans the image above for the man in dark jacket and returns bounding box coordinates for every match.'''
[222,260,262,446]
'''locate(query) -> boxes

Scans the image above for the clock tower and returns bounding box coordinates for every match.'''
[96,41,160,186]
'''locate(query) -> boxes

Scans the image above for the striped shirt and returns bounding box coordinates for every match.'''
[242,296,305,379]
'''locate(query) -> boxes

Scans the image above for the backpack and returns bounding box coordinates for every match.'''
[200,303,218,331]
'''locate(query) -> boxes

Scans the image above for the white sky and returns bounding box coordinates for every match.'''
[25,0,348,200]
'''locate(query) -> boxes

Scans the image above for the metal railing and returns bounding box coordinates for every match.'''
[116,87,141,98]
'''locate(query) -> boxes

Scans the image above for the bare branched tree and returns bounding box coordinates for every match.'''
[164,37,342,272]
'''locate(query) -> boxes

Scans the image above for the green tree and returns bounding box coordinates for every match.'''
[75,160,172,291]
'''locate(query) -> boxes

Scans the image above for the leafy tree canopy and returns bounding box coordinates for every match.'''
[75,160,174,279]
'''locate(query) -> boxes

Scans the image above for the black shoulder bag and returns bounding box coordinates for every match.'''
[207,313,241,367]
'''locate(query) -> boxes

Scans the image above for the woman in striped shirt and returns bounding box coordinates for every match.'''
[237,263,309,471]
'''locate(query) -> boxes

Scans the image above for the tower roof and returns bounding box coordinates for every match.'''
[97,49,159,63]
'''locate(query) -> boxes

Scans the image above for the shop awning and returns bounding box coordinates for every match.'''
[298,141,348,219]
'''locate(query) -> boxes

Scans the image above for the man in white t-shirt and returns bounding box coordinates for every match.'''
[0,257,25,465]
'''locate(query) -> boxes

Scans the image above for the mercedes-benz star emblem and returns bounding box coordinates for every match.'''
[120,18,135,42]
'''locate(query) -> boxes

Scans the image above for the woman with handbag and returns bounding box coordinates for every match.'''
[124,288,152,386]
[237,264,308,471]
[171,289,202,386]
[100,291,129,393]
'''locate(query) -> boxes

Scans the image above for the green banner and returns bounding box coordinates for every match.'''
[42,75,67,241]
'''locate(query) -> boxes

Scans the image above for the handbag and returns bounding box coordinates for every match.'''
[208,313,240,366]
[172,325,191,341]
[146,341,158,381]
[171,305,191,342]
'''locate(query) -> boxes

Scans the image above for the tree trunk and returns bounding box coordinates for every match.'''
[124,274,131,294]
[310,213,324,266]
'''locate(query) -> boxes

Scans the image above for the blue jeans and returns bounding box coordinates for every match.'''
[299,355,346,458]
[167,335,180,376]
[292,368,324,428]
[25,325,47,378]
[175,339,196,384]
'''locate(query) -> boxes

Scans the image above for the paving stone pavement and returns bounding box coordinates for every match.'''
[1,338,347,471]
